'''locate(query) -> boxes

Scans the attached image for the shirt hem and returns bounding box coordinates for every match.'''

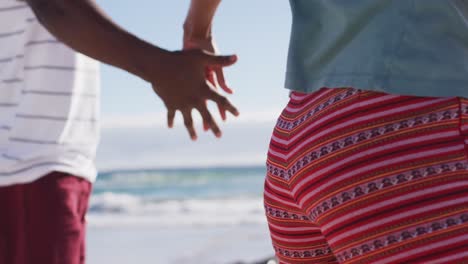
[285,74,468,99]
[0,154,96,187]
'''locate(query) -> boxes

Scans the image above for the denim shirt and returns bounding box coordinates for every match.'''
[286,0,468,98]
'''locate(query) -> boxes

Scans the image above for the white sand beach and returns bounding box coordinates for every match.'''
[87,224,275,264]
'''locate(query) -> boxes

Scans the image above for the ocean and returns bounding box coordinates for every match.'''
[86,166,276,264]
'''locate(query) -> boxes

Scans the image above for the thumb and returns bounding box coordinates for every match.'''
[203,53,238,67]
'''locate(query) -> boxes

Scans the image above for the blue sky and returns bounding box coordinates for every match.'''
[95,0,292,170]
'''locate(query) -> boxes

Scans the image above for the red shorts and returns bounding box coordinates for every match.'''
[0,171,92,264]
[265,88,468,263]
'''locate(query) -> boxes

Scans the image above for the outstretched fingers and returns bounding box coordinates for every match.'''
[205,67,217,88]
[202,52,237,68]
[181,109,197,141]
[214,68,233,94]
[167,109,176,128]
[208,90,239,118]
[217,102,227,121]
[197,104,221,138]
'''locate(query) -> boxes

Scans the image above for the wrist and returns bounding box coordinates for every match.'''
[183,21,212,41]
[129,39,170,82]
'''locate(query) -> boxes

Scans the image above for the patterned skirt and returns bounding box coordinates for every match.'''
[264,87,468,264]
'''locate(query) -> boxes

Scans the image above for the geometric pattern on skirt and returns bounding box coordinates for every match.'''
[264,88,468,263]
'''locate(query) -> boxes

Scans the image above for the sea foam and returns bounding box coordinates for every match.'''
[88,192,266,227]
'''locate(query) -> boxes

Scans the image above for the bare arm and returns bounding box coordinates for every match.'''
[183,0,235,121]
[26,0,163,82]
[184,0,221,41]
[25,0,239,140]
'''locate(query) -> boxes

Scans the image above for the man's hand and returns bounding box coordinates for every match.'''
[153,49,239,141]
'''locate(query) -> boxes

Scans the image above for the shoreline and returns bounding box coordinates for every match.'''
[96,164,266,176]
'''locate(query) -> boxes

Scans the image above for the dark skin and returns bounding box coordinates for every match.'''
[25,0,239,140]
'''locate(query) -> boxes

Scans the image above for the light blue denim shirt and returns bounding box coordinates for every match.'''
[286,0,468,98]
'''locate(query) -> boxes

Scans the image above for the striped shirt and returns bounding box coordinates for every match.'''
[0,1,100,186]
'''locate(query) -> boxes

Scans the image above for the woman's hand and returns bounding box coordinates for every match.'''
[184,36,233,94]
[183,36,234,122]
[151,48,239,141]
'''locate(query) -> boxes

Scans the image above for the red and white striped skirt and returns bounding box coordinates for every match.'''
[264,87,468,263]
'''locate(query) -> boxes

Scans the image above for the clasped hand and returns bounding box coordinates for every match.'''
[151,48,239,140]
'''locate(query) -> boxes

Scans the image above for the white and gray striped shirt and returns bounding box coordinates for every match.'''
[0,1,100,186]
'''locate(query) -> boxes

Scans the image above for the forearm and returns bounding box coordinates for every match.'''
[25,0,168,82]
[184,0,221,40]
